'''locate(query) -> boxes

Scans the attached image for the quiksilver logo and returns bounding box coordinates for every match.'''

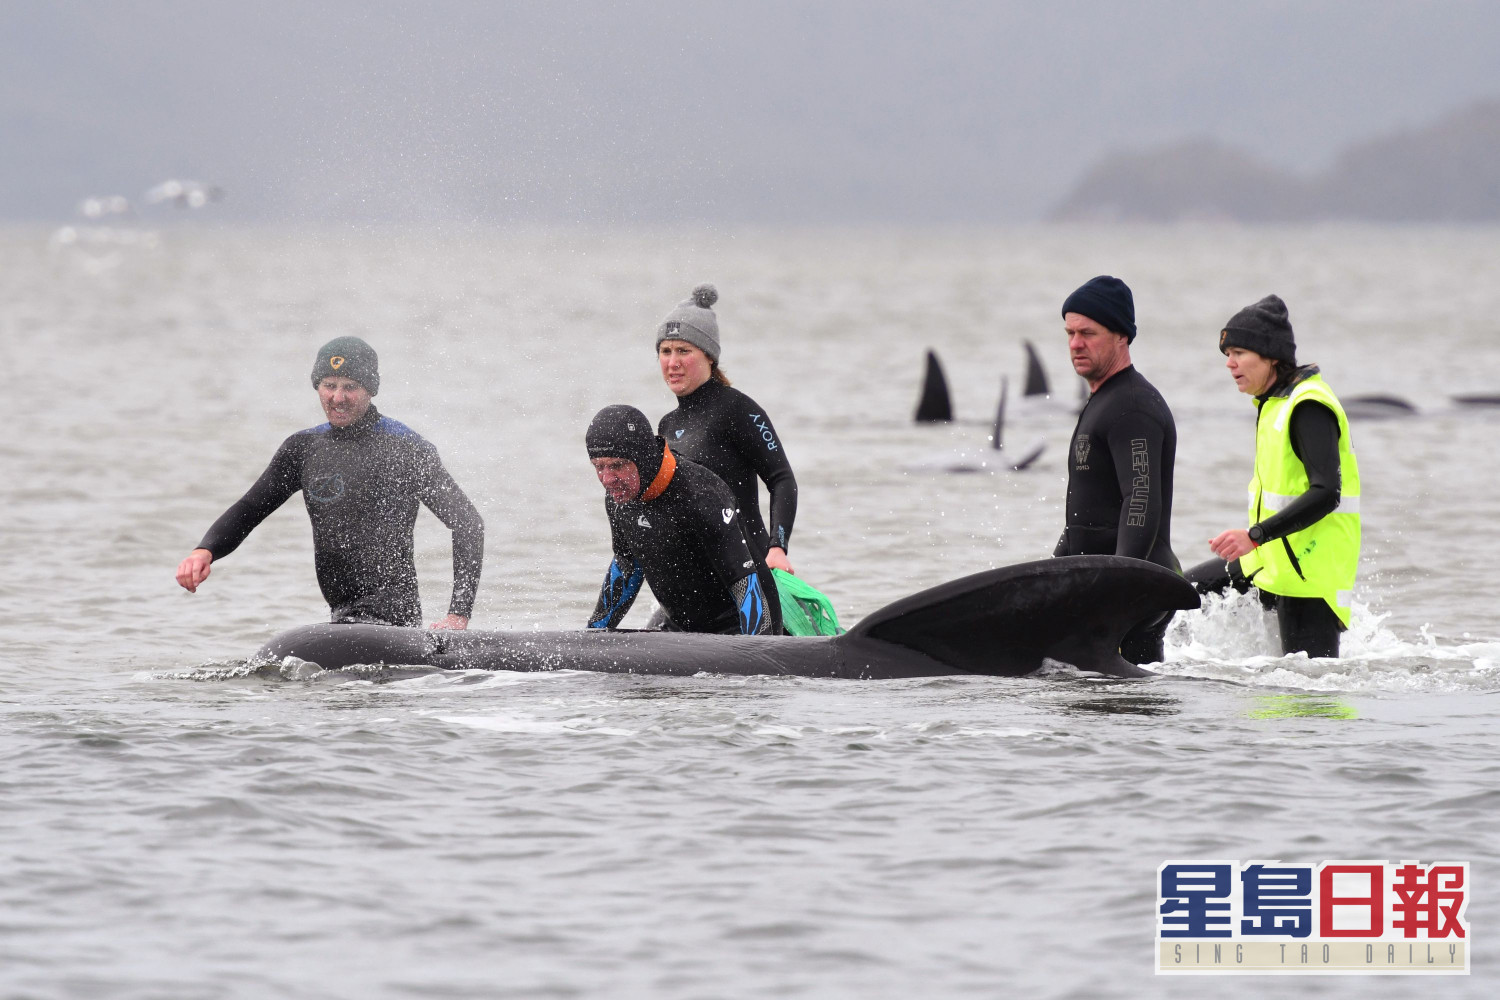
[637,515,651,528]
[675,429,684,439]
[722,508,734,523]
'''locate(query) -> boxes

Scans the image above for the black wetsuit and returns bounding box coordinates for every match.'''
[198,406,484,627]
[588,456,781,635]
[1185,392,1344,657]
[1054,365,1179,663]
[657,379,797,559]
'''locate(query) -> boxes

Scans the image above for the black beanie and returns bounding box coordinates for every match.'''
[311,336,380,395]
[1062,275,1137,343]
[1220,294,1297,365]
[586,405,665,488]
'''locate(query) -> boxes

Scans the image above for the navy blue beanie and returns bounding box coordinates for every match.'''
[1062,275,1137,343]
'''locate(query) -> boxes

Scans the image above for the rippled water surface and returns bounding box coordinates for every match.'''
[3,225,1499,998]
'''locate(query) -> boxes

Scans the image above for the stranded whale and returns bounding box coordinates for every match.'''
[255,556,1199,680]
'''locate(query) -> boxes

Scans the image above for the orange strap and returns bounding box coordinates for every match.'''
[640,444,677,502]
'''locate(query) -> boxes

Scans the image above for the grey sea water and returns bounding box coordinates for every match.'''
[2,224,1497,998]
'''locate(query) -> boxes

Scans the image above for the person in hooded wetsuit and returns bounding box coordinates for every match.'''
[174,337,484,629]
[585,404,780,636]
[653,284,797,573]
[1189,295,1361,659]
[1054,276,1181,665]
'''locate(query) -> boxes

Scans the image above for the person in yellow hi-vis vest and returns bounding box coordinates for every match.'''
[1185,295,1361,658]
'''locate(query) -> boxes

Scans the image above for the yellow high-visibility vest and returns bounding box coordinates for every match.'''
[1237,373,1361,626]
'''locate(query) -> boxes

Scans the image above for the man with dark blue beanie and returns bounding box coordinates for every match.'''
[1055,276,1181,665]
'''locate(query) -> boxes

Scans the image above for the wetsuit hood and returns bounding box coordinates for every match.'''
[587,404,665,487]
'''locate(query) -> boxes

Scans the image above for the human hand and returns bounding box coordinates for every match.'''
[1208,529,1256,561]
[176,549,213,592]
[429,613,469,631]
[765,547,795,574]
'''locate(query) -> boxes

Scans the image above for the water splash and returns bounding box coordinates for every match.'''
[1162,589,1500,694]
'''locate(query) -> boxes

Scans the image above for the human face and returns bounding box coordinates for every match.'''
[1224,347,1277,396]
[1064,312,1129,388]
[592,457,642,503]
[659,339,713,397]
[317,376,372,427]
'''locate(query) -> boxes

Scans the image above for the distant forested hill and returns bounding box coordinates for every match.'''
[1051,101,1500,222]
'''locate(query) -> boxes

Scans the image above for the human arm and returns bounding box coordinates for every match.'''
[1257,402,1341,540]
[1106,409,1169,560]
[180,441,302,590]
[416,447,485,623]
[729,572,776,635]
[588,554,644,629]
[732,399,799,557]
[1209,403,1341,560]
[702,495,778,634]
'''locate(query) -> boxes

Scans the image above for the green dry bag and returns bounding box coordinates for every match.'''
[772,569,844,637]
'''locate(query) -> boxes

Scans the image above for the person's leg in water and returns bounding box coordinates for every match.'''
[1274,595,1343,658]
[1186,557,1342,657]
[1120,611,1172,665]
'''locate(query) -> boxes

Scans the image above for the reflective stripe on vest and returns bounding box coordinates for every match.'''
[1241,374,1362,626]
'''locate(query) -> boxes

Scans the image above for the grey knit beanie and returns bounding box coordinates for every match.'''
[655,284,720,362]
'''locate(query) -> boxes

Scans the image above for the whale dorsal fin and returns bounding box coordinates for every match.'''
[846,556,1198,677]
[914,349,953,422]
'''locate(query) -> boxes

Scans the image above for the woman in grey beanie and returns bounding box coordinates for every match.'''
[654,284,799,574]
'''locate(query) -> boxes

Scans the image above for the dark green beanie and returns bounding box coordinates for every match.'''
[311,336,379,395]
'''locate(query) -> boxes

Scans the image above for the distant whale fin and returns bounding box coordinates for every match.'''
[914,349,953,422]
[1009,439,1045,471]
[847,555,1199,678]
[1452,394,1500,407]
[1023,340,1050,397]
[991,375,1008,450]
[1343,394,1418,419]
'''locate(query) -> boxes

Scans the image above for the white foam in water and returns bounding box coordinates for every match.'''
[1162,590,1500,693]
[440,714,636,736]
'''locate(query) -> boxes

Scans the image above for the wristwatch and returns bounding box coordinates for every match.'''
[1247,523,1266,547]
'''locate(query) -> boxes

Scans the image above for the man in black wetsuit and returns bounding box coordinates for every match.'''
[1054,275,1180,664]
[175,337,484,629]
[585,404,780,635]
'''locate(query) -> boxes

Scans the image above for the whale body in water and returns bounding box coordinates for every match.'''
[255,556,1199,680]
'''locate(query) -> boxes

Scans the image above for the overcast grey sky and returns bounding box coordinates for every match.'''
[5,0,1500,224]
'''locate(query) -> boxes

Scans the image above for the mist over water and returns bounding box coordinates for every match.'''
[3,224,1497,997]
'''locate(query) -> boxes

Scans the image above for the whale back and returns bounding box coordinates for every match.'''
[848,555,1200,677]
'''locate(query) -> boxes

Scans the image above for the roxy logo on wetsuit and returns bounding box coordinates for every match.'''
[748,413,779,451]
